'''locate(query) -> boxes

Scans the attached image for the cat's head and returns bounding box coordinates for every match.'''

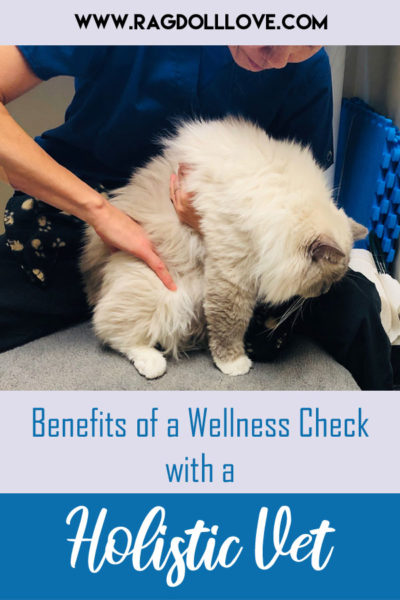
[295,216,367,298]
[246,145,369,305]
[255,203,367,305]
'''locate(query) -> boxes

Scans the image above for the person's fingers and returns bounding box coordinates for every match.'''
[94,204,177,290]
[178,163,191,178]
[169,173,176,202]
[170,167,200,232]
[170,172,184,214]
[138,243,177,291]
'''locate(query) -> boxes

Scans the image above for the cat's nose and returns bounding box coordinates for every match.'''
[321,282,331,294]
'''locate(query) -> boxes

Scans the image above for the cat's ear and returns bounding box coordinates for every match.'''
[309,235,345,264]
[348,217,368,241]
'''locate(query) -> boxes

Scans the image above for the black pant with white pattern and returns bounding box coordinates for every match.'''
[1,191,393,390]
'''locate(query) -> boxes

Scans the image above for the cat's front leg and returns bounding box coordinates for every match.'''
[204,274,256,376]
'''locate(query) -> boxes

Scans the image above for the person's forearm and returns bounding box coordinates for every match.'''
[0,101,176,290]
[0,102,107,225]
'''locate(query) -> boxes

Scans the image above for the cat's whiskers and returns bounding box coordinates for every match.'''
[263,296,307,338]
[290,298,308,330]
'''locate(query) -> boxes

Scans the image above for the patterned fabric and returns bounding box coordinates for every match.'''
[244,303,293,362]
[4,192,84,287]
[244,273,394,390]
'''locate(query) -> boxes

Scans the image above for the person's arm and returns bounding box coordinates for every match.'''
[0,46,176,290]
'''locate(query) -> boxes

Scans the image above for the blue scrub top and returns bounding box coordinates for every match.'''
[18,46,333,189]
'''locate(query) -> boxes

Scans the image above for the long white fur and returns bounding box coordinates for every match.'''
[80,117,358,379]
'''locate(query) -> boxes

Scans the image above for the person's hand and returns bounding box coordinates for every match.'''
[90,200,177,291]
[170,163,201,232]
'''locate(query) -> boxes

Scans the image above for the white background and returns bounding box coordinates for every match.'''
[1,1,400,44]
[1,392,399,493]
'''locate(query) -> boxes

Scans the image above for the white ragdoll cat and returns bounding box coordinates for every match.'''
[80,118,367,379]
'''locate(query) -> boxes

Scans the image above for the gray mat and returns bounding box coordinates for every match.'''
[0,322,359,390]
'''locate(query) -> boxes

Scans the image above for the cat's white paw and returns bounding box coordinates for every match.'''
[214,355,252,376]
[129,347,167,379]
